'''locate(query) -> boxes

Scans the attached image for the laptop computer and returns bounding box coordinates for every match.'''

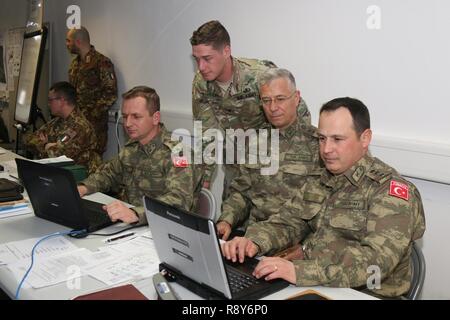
[144,196,289,300]
[15,158,114,233]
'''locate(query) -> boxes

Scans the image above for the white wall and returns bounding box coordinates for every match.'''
[34,0,450,299]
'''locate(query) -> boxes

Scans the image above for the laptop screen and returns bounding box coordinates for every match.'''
[16,159,88,230]
[144,196,233,299]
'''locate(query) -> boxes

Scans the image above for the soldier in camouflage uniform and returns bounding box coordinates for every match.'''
[222,97,425,298]
[191,21,310,199]
[23,82,101,174]
[66,26,117,155]
[78,86,200,225]
[216,69,321,240]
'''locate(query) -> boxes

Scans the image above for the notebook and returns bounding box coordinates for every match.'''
[15,158,114,233]
[144,196,289,300]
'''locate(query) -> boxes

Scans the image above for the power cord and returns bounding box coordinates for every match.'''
[88,224,142,236]
[115,111,122,152]
[14,229,87,300]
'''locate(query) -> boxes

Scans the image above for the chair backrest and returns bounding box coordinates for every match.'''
[196,188,217,221]
[405,242,426,300]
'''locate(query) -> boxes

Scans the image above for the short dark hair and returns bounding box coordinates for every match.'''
[190,20,230,50]
[122,86,160,115]
[320,97,370,135]
[49,81,77,106]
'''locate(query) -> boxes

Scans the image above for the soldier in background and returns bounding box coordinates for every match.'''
[190,20,311,199]
[23,81,101,174]
[77,86,200,225]
[222,97,425,298]
[66,26,117,155]
[216,68,321,240]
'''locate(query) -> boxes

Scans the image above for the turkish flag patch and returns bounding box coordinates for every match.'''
[389,180,409,201]
[172,156,189,168]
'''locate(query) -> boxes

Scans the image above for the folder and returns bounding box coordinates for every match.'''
[73,284,148,300]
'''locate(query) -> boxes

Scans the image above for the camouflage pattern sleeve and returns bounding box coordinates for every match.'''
[81,154,123,194]
[219,166,253,228]
[155,159,195,212]
[192,76,219,185]
[98,57,118,109]
[22,126,49,156]
[245,184,317,255]
[293,182,425,290]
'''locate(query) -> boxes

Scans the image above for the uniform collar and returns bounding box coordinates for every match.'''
[321,153,374,188]
[279,114,300,139]
[125,123,167,156]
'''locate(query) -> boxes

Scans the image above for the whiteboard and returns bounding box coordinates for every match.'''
[14,28,47,124]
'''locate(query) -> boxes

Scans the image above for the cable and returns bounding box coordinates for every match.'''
[88,224,142,236]
[115,111,122,151]
[14,229,87,300]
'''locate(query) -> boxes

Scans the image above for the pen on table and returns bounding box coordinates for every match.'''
[106,232,135,243]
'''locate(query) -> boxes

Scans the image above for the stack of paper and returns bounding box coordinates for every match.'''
[0,201,32,219]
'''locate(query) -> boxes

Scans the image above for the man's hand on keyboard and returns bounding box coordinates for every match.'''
[253,257,296,284]
[221,236,259,263]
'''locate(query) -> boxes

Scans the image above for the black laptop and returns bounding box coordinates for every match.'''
[16,158,114,232]
[144,196,289,300]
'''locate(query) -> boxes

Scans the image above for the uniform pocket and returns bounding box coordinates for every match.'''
[329,208,367,240]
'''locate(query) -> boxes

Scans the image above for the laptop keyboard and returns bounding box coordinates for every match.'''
[226,266,260,294]
[82,199,112,226]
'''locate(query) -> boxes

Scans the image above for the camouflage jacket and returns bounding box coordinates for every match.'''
[23,107,101,174]
[81,124,198,223]
[192,57,311,184]
[246,154,425,298]
[68,46,117,121]
[219,117,321,229]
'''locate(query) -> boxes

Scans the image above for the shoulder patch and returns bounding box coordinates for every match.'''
[172,156,189,168]
[389,180,409,201]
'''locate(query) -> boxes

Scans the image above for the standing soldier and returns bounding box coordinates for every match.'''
[66,26,117,155]
[191,20,311,200]
[23,82,101,174]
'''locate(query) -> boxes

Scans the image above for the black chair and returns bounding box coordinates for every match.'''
[405,242,426,300]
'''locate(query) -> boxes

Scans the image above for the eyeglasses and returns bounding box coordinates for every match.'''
[261,91,296,106]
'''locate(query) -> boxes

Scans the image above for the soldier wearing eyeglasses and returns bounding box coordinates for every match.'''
[190,21,311,200]
[23,82,101,174]
[216,68,321,240]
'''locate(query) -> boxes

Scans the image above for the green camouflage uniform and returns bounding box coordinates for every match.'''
[246,154,426,298]
[80,124,198,224]
[23,107,101,174]
[69,46,117,155]
[192,57,311,198]
[219,117,321,230]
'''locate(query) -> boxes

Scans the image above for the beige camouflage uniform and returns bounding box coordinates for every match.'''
[246,154,425,298]
[192,57,310,198]
[69,46,117,155]
[23,107,101,174]
[219,117,321,230]
[80,124,199,224]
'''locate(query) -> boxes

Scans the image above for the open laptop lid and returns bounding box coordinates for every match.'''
[144,196,233,299]
[16,158,89,230]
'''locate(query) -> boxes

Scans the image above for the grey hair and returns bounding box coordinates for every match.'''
[258,68,296,92]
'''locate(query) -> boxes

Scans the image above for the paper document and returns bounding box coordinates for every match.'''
[7,248,119,289]
[87,236,160,286]
[0,236,78,265]
[33,156,74,165]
